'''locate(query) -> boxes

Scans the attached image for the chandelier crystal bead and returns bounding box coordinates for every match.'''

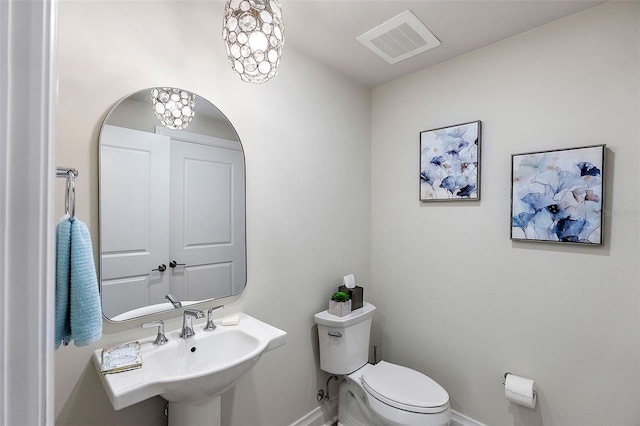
[150,88,196,130]
[223,0,284,84]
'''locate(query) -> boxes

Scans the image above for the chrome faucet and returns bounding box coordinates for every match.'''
[180,309,205,339]
[165,293,182,308]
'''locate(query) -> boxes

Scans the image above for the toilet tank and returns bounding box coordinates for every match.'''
[314,302,376,375]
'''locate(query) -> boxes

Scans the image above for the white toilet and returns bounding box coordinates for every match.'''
[314,302,451,426]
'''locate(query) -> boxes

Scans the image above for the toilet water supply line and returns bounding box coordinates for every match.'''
[317,375,340,402]
[317,345,379,402]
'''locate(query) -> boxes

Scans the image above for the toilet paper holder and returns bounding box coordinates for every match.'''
[503,372,537,397]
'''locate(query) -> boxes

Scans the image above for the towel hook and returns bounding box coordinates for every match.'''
[65,170,76,220]
[56,167,79,220]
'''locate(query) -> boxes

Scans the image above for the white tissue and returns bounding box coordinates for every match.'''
[342,274,356,289]
[505,373,536,409]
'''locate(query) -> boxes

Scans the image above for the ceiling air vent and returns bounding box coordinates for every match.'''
[356,10,441,64]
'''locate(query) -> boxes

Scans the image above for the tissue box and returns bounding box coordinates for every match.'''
[339,285,363,310]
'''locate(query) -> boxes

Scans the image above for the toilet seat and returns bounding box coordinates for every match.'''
[361,361,449,414]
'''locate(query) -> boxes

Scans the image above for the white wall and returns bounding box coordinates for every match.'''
[55,1,370,424]
[370,2,639,425]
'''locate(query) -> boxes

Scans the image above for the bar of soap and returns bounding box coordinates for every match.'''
[221,314,240,326]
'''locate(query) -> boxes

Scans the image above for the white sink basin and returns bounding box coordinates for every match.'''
[93,312,286,418]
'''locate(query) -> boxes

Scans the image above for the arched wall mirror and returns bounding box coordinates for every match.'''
[99,88,246,321]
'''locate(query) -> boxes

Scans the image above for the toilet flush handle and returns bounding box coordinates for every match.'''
[328,331,342,337]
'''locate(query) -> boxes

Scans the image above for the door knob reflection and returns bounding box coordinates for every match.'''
[152,264,167,272]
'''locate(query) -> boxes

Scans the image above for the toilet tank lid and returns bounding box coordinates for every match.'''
[314,302,375,327]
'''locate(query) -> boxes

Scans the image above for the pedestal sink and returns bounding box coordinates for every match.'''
[93,313,286,426]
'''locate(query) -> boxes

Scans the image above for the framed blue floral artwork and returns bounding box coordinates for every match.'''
[420,121,481,201]
[511,144,605,245]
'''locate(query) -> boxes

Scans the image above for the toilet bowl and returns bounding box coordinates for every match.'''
[314,303,451,426]
[339,362,451,426]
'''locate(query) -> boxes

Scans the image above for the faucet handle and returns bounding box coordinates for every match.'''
[204,305,224,331]
[141,320,168,346]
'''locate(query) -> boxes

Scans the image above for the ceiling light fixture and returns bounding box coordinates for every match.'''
[151,88,196,130]
[223,0,284,84]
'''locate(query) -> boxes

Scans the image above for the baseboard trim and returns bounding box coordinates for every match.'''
[290,403,484,426]
[290,400,338,426]
[451,409,487,426]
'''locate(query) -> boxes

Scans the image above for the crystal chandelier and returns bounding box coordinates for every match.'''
[150,88,196,130]
[223,0,284,84]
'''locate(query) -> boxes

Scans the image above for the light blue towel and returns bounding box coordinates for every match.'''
[55,216,71,348]
[55,215,102,348]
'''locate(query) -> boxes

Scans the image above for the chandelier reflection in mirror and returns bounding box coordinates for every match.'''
[223,0,284,84]
[151,88,196,130]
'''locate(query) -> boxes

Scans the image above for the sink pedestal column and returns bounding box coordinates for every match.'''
[168,396,221,426]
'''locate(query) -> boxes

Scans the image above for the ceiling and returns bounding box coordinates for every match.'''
[282,0,604,88]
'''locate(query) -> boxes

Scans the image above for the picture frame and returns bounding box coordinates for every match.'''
[510,144,605,245]
[420,121,481,201]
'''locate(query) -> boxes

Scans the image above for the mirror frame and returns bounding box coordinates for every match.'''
[98,87,247,322]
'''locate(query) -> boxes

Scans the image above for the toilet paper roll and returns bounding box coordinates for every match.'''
[505,374,536,409]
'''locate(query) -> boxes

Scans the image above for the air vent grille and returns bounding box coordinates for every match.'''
[357,10,441,64]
